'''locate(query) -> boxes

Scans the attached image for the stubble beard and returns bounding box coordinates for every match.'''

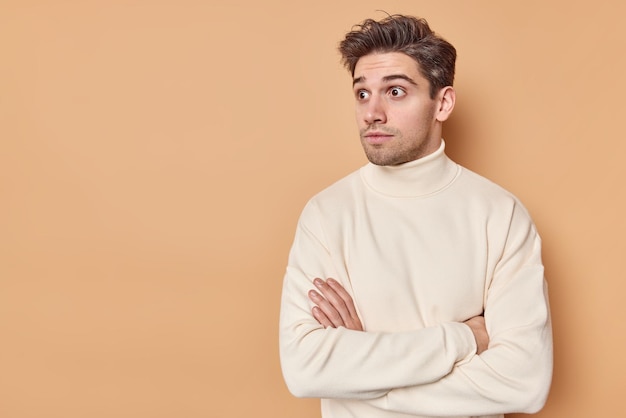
[362,143,408,166]
[360,128,430,166]
[360,126,399,166]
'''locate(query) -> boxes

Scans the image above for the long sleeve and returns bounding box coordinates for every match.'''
[365,201,553,416]
[279,199,478,400]
[279,148,552,417]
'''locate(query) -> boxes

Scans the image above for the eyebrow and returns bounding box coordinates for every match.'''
[353,74,418,87]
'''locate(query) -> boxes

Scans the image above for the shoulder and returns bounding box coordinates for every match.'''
[456,166,519,204]
[456,165,536,227]
[295,168,363,227]
[307,168,363,207]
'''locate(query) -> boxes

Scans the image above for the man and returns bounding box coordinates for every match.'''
[279,14,552,418]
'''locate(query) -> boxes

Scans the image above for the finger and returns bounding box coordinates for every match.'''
[327,278,363,330]
[312,306,333,328]
[308,289,344,328]
[313,279,351,325]
[313,279,350,325]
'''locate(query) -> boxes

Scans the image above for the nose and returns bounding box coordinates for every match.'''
[363,95,386,125]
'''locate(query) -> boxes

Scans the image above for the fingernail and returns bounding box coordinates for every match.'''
[327,278,337,285]
[314,278,324,287]
[309,290,319,300]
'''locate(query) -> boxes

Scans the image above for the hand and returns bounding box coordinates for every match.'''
[464,315,489,355]
[308,278,363,331]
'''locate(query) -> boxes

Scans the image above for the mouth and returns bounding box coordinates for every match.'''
[363,132,394,145]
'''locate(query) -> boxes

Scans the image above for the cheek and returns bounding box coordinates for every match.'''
[394,111,422,131]
[397,104,435,128]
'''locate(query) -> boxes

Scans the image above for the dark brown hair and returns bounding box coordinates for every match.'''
[339,14,456,98]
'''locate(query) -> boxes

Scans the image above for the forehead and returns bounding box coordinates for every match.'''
[353,52,422,82]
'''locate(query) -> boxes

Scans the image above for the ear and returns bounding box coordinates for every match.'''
[435,86,455,122]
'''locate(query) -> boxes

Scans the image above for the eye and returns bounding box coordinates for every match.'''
[389,87,406,98]
[356,90,370,100]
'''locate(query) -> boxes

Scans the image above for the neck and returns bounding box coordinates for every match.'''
[360,140,459,198]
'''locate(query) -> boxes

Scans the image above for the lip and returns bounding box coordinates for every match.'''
[363,132,393,145]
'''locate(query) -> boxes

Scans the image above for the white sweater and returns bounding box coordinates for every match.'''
[279,141,553,418]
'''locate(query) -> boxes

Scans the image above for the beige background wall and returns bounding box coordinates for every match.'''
[1,1,624,417]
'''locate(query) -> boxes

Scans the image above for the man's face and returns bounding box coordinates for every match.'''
[353,52,446,166]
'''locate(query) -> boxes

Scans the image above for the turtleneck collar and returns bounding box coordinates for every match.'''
[360,140,460,198]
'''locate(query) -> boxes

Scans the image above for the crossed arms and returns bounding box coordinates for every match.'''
[309,277,490,355]
[279,199,553,416]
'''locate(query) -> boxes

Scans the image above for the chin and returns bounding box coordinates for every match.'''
[365,153,403,166]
